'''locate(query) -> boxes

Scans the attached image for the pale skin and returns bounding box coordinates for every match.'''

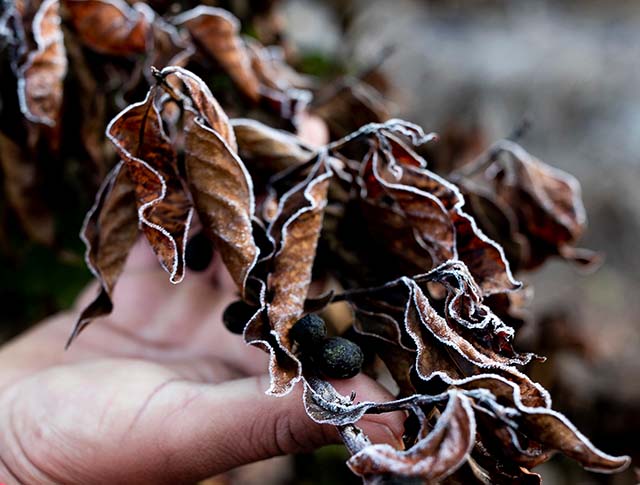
[0,241,404,484]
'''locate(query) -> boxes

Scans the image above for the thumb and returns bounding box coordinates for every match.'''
[115,374,404,483]
[5,366,405,484]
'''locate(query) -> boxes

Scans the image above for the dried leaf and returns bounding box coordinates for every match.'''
[458,374,631,473]
[174,6,260,101]
[262,157,332,394]
[66,161,138,345]
[232,118,312,177]
[452,212,520,295]
[64,0,148,56]
[368,152,455,267]
[140,6,193,74]
[517,407,631,472]
[408,278,531,375]
[312,78,390,138]
[161,67,259,293]
[487,141,596,269]
[107,87,193,283]
[243,158,332,395]
[346,264,529,380]
[331,121,519,295]
[17,0,67,127]
[175,7,311,122]
[245,39,312,122]
[162,66,236,147]
[379,136,520,295]
[348,392,475,481]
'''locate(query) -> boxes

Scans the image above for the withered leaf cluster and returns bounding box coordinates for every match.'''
[1,1,629,483]
[68,63,627,482]
[0,0,374,247]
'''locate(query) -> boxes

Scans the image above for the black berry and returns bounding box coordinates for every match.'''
[223,300,258,334]
[185,231,214,271]
[317,336,364,379]
[290,314,327,347]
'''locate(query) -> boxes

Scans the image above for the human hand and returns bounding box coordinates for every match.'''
[0,241,403,484]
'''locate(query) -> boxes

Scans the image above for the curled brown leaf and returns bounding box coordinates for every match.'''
[169,70,259,293]
[263,157,332,394]
[64,0,148,56]
[242,157,332,395]
[232,118,313,177]
[67,161,138,346]
[17,0,67,127]
[106,87,193,283]
[174,6,260,101]
[348,391,476,482]
[485,141,597,269]
[330,120,520,295]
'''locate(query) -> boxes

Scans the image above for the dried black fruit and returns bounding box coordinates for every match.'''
[185,231,214,271]
[290,314,327,347]
[222,300,258,334]
[318,336,364,379]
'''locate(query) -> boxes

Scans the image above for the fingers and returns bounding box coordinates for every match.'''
[108,373,404,483]
[4,360,403,484]
[2,354,406,485]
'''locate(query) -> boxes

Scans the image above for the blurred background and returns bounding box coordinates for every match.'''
[1,0,639,483]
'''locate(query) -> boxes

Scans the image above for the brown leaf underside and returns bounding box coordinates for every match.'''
[107,88,193,284]
[67,162,138,346]
[18,0,67,127]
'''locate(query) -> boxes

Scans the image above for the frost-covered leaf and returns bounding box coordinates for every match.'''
[370,148,456,265]
[175,7,311,122]
[243,157,332,395]
[417,260,528,359]
[66,162,138,346]
[232,118,312,178]
[344,261,530,383]
[486,141,597,269]
[381,137,520,295]
[64,0,148,56]
[459,373,631,473]
[107,87,193,283]
[407,278,530,375]
[330,121,519,295]
[312,78,390,138]
[17,0,67,127]
[162,66,236,147]
[264,157,332,394]
[174,6,260,101]
[451,211,520,295]
[160,67,258,293]
[348,392,475,481]
[516,407,629,472]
